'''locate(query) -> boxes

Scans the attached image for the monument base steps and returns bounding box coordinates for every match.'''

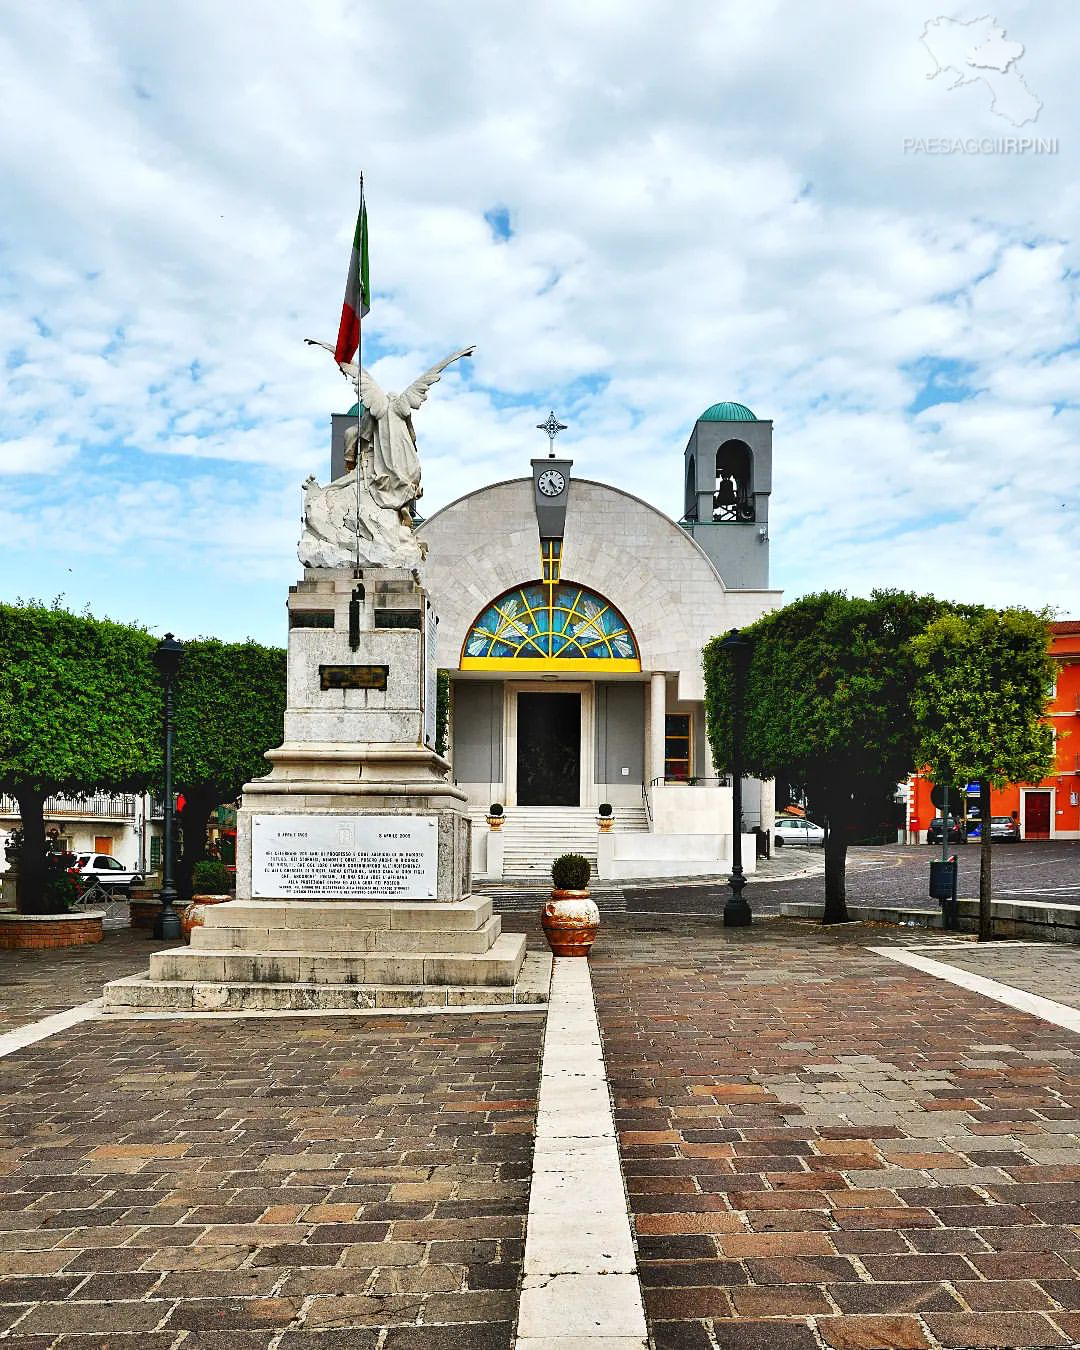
[102,896,548,1013]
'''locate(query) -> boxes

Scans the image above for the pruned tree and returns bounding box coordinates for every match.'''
[705,590,948,923]
[911,608,1055,940]
[172,639,286,899]
[0,602,159,912]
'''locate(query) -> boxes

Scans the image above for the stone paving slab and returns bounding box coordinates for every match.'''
[0,928,170,1034]
[590,918,1080,1350]
[0,1008,542,1347]
[917,942,1080,1014]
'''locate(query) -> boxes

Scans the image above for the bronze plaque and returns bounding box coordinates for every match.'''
[374,609,421,630]
[319,664,388,691]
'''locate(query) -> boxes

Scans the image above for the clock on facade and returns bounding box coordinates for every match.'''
[537,469,566,497]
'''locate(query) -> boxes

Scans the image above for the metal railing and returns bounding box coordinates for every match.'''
[0,793,136,819]
[647,776,731,788]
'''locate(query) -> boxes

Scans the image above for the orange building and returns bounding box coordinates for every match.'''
[907,620,1080,842]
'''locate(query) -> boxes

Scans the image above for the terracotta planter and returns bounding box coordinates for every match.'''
[541,888,600,957]
[128,886,161,931]
[597,817,614,833]
[181,893,233,941]
[486,816,504,831]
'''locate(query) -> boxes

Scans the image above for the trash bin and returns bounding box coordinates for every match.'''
[929,856,959,929]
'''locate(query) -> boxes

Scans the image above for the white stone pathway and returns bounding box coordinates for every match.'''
[871,944,1080,1035]
[0,998,102,1059]
[516,957,647,1350]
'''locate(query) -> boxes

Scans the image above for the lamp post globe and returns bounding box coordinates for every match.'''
[718,628,753,928]
[153,633,184,942]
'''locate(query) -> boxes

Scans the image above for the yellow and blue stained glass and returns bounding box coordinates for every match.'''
[461,582,639,670]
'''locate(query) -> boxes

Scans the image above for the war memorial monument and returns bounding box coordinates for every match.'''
[104,341,548,1013]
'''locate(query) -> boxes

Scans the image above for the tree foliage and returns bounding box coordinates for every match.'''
[910,608,1055,788]
[705,590,950,922]
[436,669,451,757]
[911,607,1055,939]
[171,639,286,897]
[0,602,160,911]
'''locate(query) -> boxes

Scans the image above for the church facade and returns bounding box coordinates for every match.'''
[411,402,783,873]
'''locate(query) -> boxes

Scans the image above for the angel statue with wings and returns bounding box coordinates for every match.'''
[299,340,475,569]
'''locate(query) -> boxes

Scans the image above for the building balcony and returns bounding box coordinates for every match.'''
[0,793,137,820]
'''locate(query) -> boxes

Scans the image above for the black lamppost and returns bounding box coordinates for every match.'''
[152,633,184,941]
[719,628,752,927]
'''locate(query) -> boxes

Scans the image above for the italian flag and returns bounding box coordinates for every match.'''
[333,195,370,364]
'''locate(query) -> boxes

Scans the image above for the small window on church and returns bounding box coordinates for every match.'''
[541,538,562,584]
[664,715,691,781]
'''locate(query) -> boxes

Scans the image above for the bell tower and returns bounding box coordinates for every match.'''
[681,401,772,589]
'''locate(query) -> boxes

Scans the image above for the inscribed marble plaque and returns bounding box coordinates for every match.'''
[252,814,437,899]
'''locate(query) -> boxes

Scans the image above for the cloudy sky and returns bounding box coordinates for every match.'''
[1,1,1076,646]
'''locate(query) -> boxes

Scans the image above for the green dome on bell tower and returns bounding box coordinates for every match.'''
[699,401,757,422]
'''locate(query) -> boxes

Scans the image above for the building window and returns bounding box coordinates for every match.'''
[150,835,162,871]
[541,538,562,584]
[94,836,113,855]
[461,581,640,672]
[665,714,691,780]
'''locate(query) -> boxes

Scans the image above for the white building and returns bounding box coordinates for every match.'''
[411,401,783,878]
[0,793,157,873]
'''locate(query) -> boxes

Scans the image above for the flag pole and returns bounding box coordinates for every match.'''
[355,172,364,577]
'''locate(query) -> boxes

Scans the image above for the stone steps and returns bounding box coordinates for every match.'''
[199,897,495,933]
[149,932,527,988]
[102,894,546,1014]
[190,914,503,954]
[474,806,649,878]
[104,951,552,1014]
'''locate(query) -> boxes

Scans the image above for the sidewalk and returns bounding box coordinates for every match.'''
[0,916,1077,1348]
[591,918,1080,1350]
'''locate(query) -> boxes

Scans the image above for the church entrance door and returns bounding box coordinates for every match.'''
[516,693,581,806]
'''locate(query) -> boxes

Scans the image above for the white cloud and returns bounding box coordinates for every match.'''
[0,0,1076,638]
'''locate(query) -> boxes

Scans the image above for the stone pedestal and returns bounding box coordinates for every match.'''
[105,567,547,1014]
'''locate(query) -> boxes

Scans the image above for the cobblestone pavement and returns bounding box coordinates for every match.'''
[0,929,171,1034]
[919,943,1080,1015]
[591,917,1080,1350]
[0,1011,542,1348]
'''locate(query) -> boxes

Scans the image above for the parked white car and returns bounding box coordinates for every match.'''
[70,854,144,891]
[773,817,826,847]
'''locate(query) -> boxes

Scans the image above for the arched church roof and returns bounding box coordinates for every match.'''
[416,476,743,700]
[699,401,757,422]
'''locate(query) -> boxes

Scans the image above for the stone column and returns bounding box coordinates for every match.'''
[649,673,667,787]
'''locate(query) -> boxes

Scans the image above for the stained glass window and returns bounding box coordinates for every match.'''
[461,581,640,671]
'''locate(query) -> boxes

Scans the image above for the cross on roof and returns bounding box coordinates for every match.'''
[536,410,567,457]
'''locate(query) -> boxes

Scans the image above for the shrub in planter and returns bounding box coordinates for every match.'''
[544,853,598,957]
[486,802,505,830]
[597,803,613,817]
[19,840,78,915]
[551,853,591,892]
[45,872,80,912]
[184,858,234,942]
[191,859,232,895]
[488,803,503,817]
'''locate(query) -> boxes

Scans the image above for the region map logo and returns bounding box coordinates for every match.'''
[906,14,1056,154]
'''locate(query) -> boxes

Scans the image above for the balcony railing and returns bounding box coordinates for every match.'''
[0,793,137,819]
